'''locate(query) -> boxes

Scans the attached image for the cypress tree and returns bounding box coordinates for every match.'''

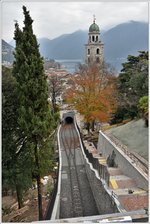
[13,6,54,220]
[2,66,32,209]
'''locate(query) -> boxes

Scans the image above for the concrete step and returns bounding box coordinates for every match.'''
[110,175,136,189]
[107,167,123,176]
[98,157,107,165]
[112,187,148,196]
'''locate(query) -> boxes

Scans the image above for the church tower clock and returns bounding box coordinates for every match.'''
[85,16,104,64]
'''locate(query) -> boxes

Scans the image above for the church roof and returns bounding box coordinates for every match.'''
[89,21,100,32]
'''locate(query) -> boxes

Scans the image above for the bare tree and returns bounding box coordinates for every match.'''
[48,73,62,113]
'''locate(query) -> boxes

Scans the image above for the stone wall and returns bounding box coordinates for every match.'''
[97,131,148,190]
[84,161,119,214]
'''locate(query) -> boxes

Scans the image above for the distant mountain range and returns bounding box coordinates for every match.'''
[2,39,14,63]
[101,21,148,71]
[3,21,148,72]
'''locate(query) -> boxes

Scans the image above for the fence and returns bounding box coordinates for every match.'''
[77,125,110,186]
[44,126,60,220]
[44,173,59,220]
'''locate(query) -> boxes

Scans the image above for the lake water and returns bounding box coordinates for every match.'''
[56,59,83,74]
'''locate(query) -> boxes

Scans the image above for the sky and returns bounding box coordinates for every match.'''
[1,1,149,43]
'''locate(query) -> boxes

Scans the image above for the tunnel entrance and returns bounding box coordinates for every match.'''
[65,116,74,124]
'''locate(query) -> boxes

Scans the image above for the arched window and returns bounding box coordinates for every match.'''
[92,36,95,42]
[89,36,91,42]
[88,49,90,55]
[96,48,100,54]
[96,36,98,42]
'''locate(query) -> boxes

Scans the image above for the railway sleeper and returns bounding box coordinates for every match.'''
[73,191,81,197]
[73,197,82,203]
[74,208,83,216]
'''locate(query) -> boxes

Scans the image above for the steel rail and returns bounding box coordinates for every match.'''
[59,123,84,217]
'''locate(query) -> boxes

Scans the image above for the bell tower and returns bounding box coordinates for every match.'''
[85,16,104,64]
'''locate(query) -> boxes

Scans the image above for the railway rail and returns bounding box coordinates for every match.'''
[60,123,84,217]
[45,112,148,222]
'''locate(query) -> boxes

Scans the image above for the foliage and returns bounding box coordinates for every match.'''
[139,96,148,112]
[46,180,54,195]
[66,63,117,129]
[2,66,32,208]
[53,111,60,123]
[109,107,127,124]
[139,96,148,127]
[12,6,56,219]
[113,51,148,123]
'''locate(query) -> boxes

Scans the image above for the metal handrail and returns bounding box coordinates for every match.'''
[44,177,58,220]
[76,124,110,185]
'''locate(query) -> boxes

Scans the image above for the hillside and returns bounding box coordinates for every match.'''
[105,119,148,161]
[38,21,148,71]
[38,30,87,60]
[101,21,148,71]
[2,40,14,63]
[5,21,148,71]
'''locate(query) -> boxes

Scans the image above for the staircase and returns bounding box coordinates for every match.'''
[83,140,148,212]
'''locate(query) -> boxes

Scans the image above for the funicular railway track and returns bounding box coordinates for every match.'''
[59,121,99,218]
[60,123,84,217]
[46,113,148,222]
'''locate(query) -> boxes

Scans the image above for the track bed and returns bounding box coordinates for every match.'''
[59,123,99,218]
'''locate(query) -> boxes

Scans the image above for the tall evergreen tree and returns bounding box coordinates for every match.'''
[2,66,32,209]
[13,6,55,220]
[112,51,148,123]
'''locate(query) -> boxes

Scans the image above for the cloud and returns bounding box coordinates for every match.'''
[1,1,148,42]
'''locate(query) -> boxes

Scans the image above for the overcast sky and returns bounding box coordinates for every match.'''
[1,1,149,43]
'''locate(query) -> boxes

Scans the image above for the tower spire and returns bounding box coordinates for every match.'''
[93,14,96,23]
[85,17,104,64]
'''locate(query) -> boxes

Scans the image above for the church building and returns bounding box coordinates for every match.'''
[85,16,104,64]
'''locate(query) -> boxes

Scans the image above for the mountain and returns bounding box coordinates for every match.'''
[37,21,148,72]
[9,39,16,48]
[101,21,148,71]
[38,30,88,60]
[4,21,148,72]
[2,40,14,63]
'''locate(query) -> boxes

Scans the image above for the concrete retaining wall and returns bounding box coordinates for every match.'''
[51,126,62,220]
[74,120,121,214]
[97,131,148,190]
[84,160,119,214]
